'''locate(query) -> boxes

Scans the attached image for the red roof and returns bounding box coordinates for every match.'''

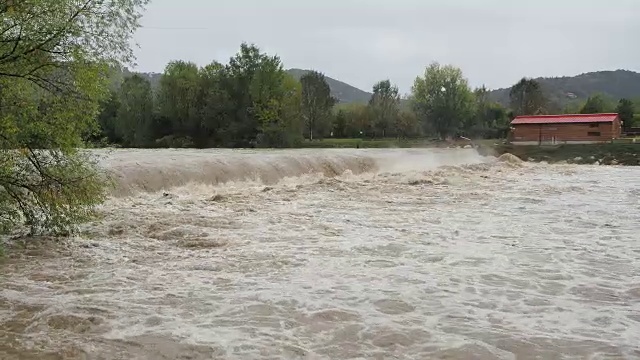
[511,113,619,125]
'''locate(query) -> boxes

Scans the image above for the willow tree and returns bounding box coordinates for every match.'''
[0,0,149,235]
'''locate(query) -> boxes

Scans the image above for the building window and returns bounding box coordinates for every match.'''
[589,123,599,128]
[588,131,601,136]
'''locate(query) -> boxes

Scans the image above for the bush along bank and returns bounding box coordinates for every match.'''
[491,143,640,166]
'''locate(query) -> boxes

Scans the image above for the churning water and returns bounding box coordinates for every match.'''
[1,148,640,359]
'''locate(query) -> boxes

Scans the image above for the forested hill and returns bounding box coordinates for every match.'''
[487,70,640,109]
[286,69,640,107]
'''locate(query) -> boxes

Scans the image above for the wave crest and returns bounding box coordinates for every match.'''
[95,148,490,197]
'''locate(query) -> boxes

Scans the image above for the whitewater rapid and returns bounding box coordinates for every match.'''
[1,148,639,359]
[95,148,489,196]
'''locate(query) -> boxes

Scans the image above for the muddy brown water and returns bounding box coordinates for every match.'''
[1,148,640,359]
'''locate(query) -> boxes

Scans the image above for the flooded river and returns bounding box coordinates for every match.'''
[1,148,640,359]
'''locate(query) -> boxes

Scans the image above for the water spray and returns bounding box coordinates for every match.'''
[459,136,476,148]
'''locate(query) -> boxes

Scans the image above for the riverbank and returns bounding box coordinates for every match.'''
[489,143,640,165]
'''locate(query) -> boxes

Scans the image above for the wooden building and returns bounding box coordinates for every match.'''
[510,113,622,145]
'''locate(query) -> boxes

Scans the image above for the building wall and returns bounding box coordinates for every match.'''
[511,121,620,145]
[612,117,622,138]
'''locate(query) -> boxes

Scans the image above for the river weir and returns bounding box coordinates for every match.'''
[1,148,639,359]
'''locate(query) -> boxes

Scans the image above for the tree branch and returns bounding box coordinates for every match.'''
[0,0,94,65]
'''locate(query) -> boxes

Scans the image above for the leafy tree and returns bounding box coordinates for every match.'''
[115,75,155,147]
[411,62,475,139]
[368,80,400,138]
[156,61,201,146]
[474,86,490,107]
[342,103,373,138]
[509,78,548,116]
[466,86,508,138]
[92,90,121,145]
[394,110,422,138]
[221,43,276,146]
[300,71,337,140]
[484,103,510,138]
[249,51,286,142]
[332,103,370,138]
[468,86,489,137]
[616,98,635,130]
[332,109,349,138]
[257,73,304,147]
[580,93,614,114]
[0,0,149,235]
[225,43,303,147]
[197,61,230,146]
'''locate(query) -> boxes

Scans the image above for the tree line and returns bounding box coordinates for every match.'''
[90,46,511,148]
[91,44,638,149]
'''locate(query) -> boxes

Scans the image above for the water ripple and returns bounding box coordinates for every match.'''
[1,149,640,359]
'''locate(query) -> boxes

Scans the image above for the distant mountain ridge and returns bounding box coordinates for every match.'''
[285,68,372,104]
[125,68,640,109]
[487,69,640,109]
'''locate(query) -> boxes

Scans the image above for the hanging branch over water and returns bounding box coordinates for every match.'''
[0,0,149,236]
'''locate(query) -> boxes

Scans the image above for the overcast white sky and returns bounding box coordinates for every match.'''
[132,0,639,94]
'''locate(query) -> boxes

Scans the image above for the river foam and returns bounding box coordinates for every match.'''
[95,148,490,196]
[1,148,639,359]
